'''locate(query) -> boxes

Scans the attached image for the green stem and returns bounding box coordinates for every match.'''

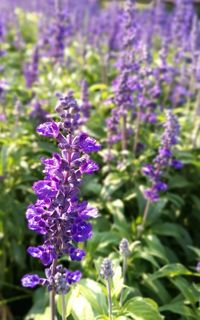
[137,200,151,238]
[50,259,57,320]
[122,115,127,151]
[50,290,56,320]
[107,279,113,320]
[120,256,127,306]
[61,294,66,320]
[141,199,151,230]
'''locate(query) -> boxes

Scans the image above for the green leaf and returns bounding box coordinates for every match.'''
[101,173,125,199]
[0,145,8,175]
[144,235,169,263]
[159,301,199,319]
[170,277,200,305]
[168,175,190,189]
[25,287,48,320]
[133,249,160,268]
[124,297,163,320]
[146,199,168,225]
[70,293,94,320]
[89,83,108,92]
[150,263,195,280]
[87,231,121,255]
[78,279,107,315]
[106,200,129,234]
[152,222,192,252]
[142,277,171,304]
[57,279,106,319]
[112,266,124,298]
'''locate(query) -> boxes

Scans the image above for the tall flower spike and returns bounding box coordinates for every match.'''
[80,80,92,124]
[24,46,39,88]
[22,91,101,314]
[142,110,182,203]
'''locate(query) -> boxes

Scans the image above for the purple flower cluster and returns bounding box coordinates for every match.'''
[29,100,49,125]
[142,110,182,202]
[106,67,133,155]
[22,90,101,292]
[79,80,92,124]
[22,264,81,293]
[24,47,39,88]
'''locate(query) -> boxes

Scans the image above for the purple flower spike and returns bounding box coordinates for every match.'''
[142,110,182,202]
[37,121,59,138]
[22,90,100,294]
[21,274,41,288]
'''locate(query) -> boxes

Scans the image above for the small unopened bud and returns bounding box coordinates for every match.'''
[54,272,69,294]
[119,238,130,257]
[54,266,70,295]
[100,258,114,280]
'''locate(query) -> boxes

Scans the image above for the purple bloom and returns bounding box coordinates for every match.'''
[37,121,59,138]
[71,220,92,242]
[142,164,154,177]
[171,159,183,169]
[66,270,82,284]
[80,159,99,174]
[154,182,168,191]
[42,153,62,177]
[79,206,99,219]
[27,245,56,266]
[33,180,59,200]
[144,188,159,202]
[21,274,41,288]
[79,133,101,153]
[68,247,86,261]
[26,204,48,235]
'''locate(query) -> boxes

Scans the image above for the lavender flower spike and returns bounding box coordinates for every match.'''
[22,91,101,318]
[140,110,182,232]
[143,110,181,203]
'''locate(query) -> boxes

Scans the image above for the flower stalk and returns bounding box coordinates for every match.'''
[100,258,114,320]
[61,293,66,320]
[119,239,130,305]
[107,278,112,320]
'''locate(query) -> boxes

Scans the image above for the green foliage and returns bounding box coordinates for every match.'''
[0,5,200,320]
